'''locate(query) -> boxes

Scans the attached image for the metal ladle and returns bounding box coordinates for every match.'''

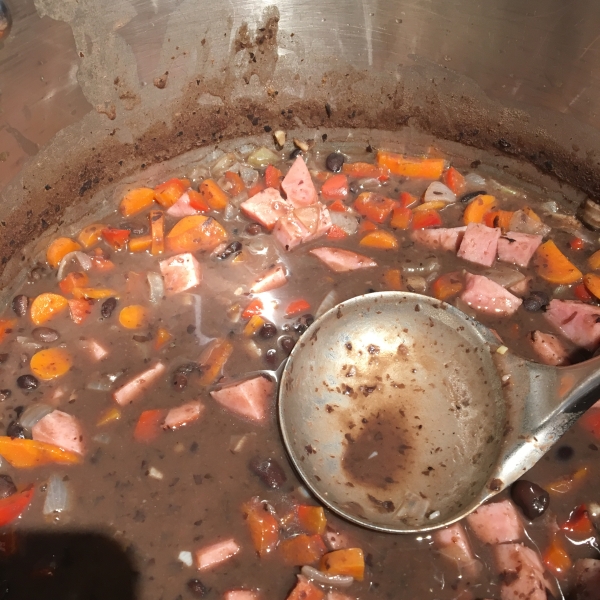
[275,291,600,534]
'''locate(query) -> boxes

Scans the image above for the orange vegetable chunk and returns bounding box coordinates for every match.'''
[198,338,234,385]
[390,206,413,229]
[442,166,466,194]
[242,299,263,319]
[154,327,172,350]
[46,238,82,269]
[133,410,166,443]
[583,273,600,299]
[77,223,105,248]
[0,437,82,468]
[265,164,283,189]
[224,171,246,196]
[354,192,396,223]
[296,505,327,535]
[166,215,227,253]
[535,240,583,284]
[463,195,497,224]
[543,536,571,576]
[285,299,311,317]
[326,225,349,239]
[101,227,130,250]
[483,209,514,231]
[120,187,155,216]
[68,299,93,324]
[588,249,600,271]
[30,293,69,325]
[360,230,398,250]
[154,178,188,208]
[0,319,17,345]
[411,209,442,229]
[97,407,122,427]
[149,210,165,255]
[71,288,118,300]
[382,268,403,291]
[319,548,365,581]
[279,534,327,565]
[30,348,73,380]
[0,487,34,527]
[342,162,389,181]
[59,271,89,295]
[200,179,229,211]
[286,576,325,600]
[414,200,447,212]
[321,174,349,201]
[119,305,148,329]
[243,497,280,556]
[129,235,152,253]
[376,151,445,179]
[432,272,463,301]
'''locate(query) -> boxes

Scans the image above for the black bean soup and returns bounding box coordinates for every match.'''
[0,133,599,600]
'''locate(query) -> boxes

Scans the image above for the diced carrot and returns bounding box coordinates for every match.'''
[68,298,94,324]
[483,210,514,231]
[265,165,283,190]
[46,238,82,269]
[432,272,463,301]
[286,576,325,600]
[118,305,148,329]
[187,189,210,213]
[588,249,600,271]
[342,162,389,182]
[166,215,228,253]
[120,187,155,216]
[149,210,165,255]
[463,195,497,225]
[328,199,347,213]
[243,315,265,337]
[390,206,412,230]
[319,548,365,581]
[279,534,327,565]
[30,293,69,325]
[242,299,263,319]
[321,174,349,201]
[568,237,585,251]
[413,200,447,212]
[411,209,442,229]
[376,151,445,180]
[560,505,594,536]
[101,227,130,250]
[224,171,246,196]
[30,348,72,380]
[523,206,541,222]
[326,225,349,240]
[360,230,398,250]
[243,497,280,556]
[0,437,82,468]
[198,338,234,385]
[247,180,265,198]
[398,191,418,208]
[0,487,34,527]
[129,235,152,253]
[574,282,593,302]
[382,268,403,291]
[583,273,600,299]
[543,536,571,576]
[535,240,583,285]
[358,220,378,234]
[96,407,122,427]
[154,327,172,350]
[579,409,600,440]
[312,170,333,183]
[59,272,89,295]
[133,410,166,444]
[0,319,17,345]
[442,166,466,194]
[77,223,105,248]
[296,505,327,535]
[154,178,188,208]
[71,288,118,300]
[285,299,311,317]
[354,192,396,224]
[199,179,229,211]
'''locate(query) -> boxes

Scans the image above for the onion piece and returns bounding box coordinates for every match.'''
[20,403,54,430]
[211,152,237,178]
[239,165,259,188]
[247,146,280,169]
[315,290,338,318]
[147,272,165,304]
[329,211,359,236]
[402,257,440,275]
[424,182,456,204]
[481,265,526,289]
[295,206,319,234]
[56,251,93,280]
[464,172,486,187]
[43,474,70,515]
[300,565,354,588]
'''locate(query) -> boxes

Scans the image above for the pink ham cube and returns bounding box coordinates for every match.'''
[273,204,332,251]
[195,538,241,571]
[310,247,377,272]
[159,253,201,295]
[81,338,109,361]
[113,361,166,406]
[497,232,542,268]
[410,227,466,252]
[457,223,501,267]
[163,401,205,430]
[210,376,274,423]
[240,188,292,231]
[466,499,523,545]
[166,192,198,217]
[544,299,600,351]
[433,522,482,578]
[281,156,318,207]
[494,544,552,600]
[273,212,310,251]
[250,264,288,293]
[460,273,522,316]
[528,331,570,366]
[32,410,85,456]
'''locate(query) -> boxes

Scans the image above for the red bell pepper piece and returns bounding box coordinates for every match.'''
[354,192,396,224]
[442,166,466,195]
[247,180,266,198]
[241,299,264,319]
[561,504,595,536]
[0,487,34,528]
[285,299,311,317]
[101,227,130,250]
[398,191,418,208]
[320,174,349,201]
[579,408,600,439]
[265,165,283,190]
[326,225,348,240]
[328,199,347,213]
[133,410,166,444]
[187,189,210,213]
[574,283,593,302]
[411,209,442,229]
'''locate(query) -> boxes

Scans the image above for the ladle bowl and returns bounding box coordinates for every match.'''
[276,292,600,533]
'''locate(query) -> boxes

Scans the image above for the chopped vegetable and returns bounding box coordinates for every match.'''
[187,189,210,213]
[71,287,118,300]
[382,268,403,291]
[30,293,69,325]
[46,238,82,269]
[398,191,418,208]
[442,166,466,194]
[354,192,395,224]
[0,319,17,345]
[588,249,600,271]
[242,299,264,319]
[129,235,152,253]
[166,215,228,253]
[326,225,349,239]
[0,437,82,468]
[30,348,72,380]
[463,195,497,225]
[244,315,265,337]
[328,199,347,213]
[59,271,89,295]
[342,162,388,181]
[411,209,442,229]
[432,272,463,301]
[149,210,165,255]
[265,164,283,189]
[243,497,279,556]
[583,273,600,299]
[285,299,311,317]
[390,206,413,229]
[543,535,571,576]
[296,505,327,535]
[286,576,325,600]
[535,240,583,284]
[133,410,166,443]
[413,200,447,212]
[154,327,172,350]
[120,187,156,216]
[198,338,234,385]
[96,407,122,427]
[359,230,398,250]
[560,505,594,536]
[154,178,188,208]
[483,210,514,231]
[279,534,327,565]
[224,171,246,196]
[77,223,105,248]
[320,548,365,581]
[0,487,34,527]
[118,305,148,329]
[376,151,444,179]
[101,227,130,250]
[200,179,229,211]
[321,174,349,201]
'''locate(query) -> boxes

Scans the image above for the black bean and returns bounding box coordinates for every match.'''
[510,480,549,520]
[216,241,242,260]
[265,349,278,365]
[279,335,296,354]
[259,322,277,339]
[0,390,11,402]
[460,190,487,203]
[0,475,16,500]
[249,457,287,489]
[32,327,60,344]
[349,181,360,195]
[28,266,46,282]
[289,148,303,160]
[245,223,262,236]
[172,373,188,391]
[326,152,345,173]
[186,578,208,597]
[555,445,574,461]
[16,374,38,390]
[293,323,308,335]
[11,295,29,318]
[101,298,117,319]
[120,222,147,236]
[132,334,152,343]
[522,291,550,312]
[302,314,315,328]
[0,354,8,364]
[6,421,27,439]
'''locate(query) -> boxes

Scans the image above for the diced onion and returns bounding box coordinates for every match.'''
[402,257,440,275]
[300,565,354,588]
[247,146,280,169]
[464,172,486,187]
[315,290,339,318]
[239,165,259,188]
[20,403,53,430]
[43,474,70,515]
[211,152,237,178]
[86,378,112,392]
[424,182,456,204]
[481,265,526,289]
[237,143,257,156]
[178,551,193,567]
[329,212,359,236]
[147,272,165,304]
[56,251,93,280]
[224,203,239,221]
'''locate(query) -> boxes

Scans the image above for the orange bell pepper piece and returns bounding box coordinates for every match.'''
[90,249,115,272]
[354,192,396,223]
[382,268,403,291]
[133,410,166,444]
[321,174,349,201]
[0,437,82,468]
[463,195,497,224]
[342,161,389,182]
[547,466,589,495]
[30,293,69,325]
[0,319,17,345]
[198,338,234,385]
[358,220,378,234]
[411,209,442,229]
[320,548,365,581]
[46,237,82,269]
[199,179,229,211]
[360,230,398,250]
[535,240,582,285]
[279,534,327,565]
[247,180,266,198]
[442,166,466,194]
[296,505,327,535]
[68,298,94,325]
[154,327,172,350]
[149,210,165,255]
[77,223,105,249]
[166,215,228,253]
[390,206,413,229]
[59,271,89,295]
[243,497,280,556]
[432,272,463,301]
[120,187,155,216]
[265,164,283,189]
[0,487,34,527]
[30,348,72,380]
[376,151,445,180]
[285,299,311,317]
[96,407,122,427]
[71,288,118,300]
[129,235,152,253]
[414,200,447,212]
[583,273,600,299]
[224,171,246,196]
[543,536,571,576]
[154,178,189,208]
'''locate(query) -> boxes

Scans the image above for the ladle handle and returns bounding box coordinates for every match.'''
[559,353,600,415]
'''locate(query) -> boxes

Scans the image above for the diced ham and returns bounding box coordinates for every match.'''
[457,223,501,267]
[573,558,600,600]
[295,202,333,241]
[494,544,552,600]
[240,188,292,230]
[163,401,205,430]
[223,591,259,600]
[159,253,201,295]
[529,331,570,366]
[310,247,377,273]
[81,338,109,361]
[166,192,198,217]
[113,361,166,406]
[286,576,325,600]
[544,299,600,351]
[195,538,241,571]
[273,204,332,251]
[497,232,543,268]
[250,264,288,293]
[508,276,531,297]
[460,273,523,316]
[210,376,274,423]
[32,410,85,456]
[281,156,318,207]
[466,500,522,545]
[433,523,482,578]
[410,227,466,252]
